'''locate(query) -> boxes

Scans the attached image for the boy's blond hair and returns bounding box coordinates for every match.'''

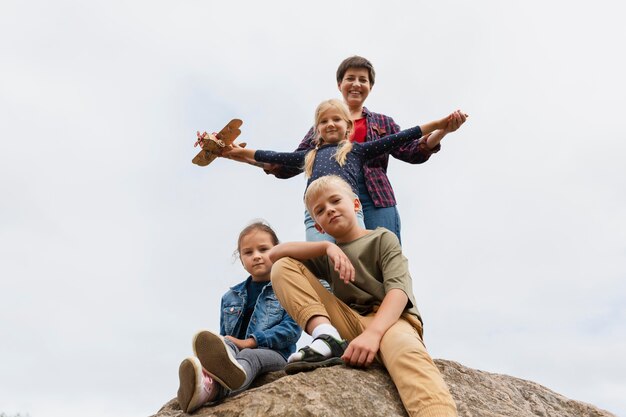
[303,99,354,178]
[304,175,355,217]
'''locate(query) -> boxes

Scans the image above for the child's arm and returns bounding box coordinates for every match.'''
[222,145,256,163]
[358,125,425,161]
[223,146,308,169]
[358,110,466,162]
[222,147,289,171]
[224,335,257,349]
[225,305,302,351]
[270,241,355,284]
[250,310,302,351]
[269,241,331,261]
[421,110,468,150]
[342,288,408,367]
[419,110,462,137]
[266,126,316,178]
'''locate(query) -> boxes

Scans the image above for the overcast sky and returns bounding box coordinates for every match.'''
[1,1,625,417]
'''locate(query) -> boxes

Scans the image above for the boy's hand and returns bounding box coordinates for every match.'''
[326,244,355,284]
[342,330,379,367]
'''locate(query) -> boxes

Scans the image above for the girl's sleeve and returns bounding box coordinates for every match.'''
[268,126,316,178]
[250,311,302,351]
[254,149,308,167]
[360,125,423,161]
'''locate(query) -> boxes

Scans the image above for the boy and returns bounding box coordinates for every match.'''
[269,175,457,417]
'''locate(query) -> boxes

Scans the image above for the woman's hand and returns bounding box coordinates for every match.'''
[442,110,468,134]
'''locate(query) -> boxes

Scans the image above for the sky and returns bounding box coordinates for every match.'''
[1,1,625,416]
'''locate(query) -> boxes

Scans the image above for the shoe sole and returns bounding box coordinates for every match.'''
[177,357,205,413]
[193,330,246,390]
[284,356,344,375]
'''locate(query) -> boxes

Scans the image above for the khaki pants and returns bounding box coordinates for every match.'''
[271,257,458,417]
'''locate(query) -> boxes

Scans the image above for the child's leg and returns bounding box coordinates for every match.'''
[192,333,287,400]
[272,257,368,373]
[365,314,457,417]
[229,346,286,396]
[271,257,364,340]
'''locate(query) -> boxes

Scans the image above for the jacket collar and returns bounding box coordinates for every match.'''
[230,275,272,294]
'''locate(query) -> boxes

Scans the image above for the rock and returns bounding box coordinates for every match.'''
[150,360,616,417]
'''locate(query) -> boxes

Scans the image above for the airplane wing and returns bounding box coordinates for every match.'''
[215,119,243,146]
[192,149,218,166]
[191,119,243,167]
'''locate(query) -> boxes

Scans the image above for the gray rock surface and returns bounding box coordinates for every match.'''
[151,359,617,417]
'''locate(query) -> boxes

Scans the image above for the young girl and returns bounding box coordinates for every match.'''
[176,221,301,413]
[224,99,465,241]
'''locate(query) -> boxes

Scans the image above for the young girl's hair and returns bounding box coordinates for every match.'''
[304,175,355,216]
[303,99,354,178]
[234,220,280,258]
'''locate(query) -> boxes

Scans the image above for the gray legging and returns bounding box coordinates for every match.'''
[217,338,287,399]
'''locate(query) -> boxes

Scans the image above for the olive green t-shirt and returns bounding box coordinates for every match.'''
[303,228,421,322]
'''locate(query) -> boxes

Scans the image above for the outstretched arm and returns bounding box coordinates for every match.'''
[359,110,467,161]
[422,110,468,149]
[265,127,316,178]
[222,144,258,166]
[419,109,467,137]
[223,144,308,170]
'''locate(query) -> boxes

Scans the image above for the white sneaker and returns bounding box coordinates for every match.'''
[177,357,218,413]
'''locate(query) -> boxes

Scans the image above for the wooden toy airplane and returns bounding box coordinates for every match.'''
[192,119,245,166]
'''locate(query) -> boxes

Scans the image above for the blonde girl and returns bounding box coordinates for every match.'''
[225,100,463,241]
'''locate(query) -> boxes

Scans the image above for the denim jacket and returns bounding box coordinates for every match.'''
[220,276,301,360]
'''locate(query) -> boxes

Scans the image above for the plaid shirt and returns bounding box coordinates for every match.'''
[269,107,440,207]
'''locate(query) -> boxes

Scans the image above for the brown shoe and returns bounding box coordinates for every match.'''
[192,330,246,390]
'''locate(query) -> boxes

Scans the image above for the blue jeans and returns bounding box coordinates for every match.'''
[304,207,365,242]
[358,178,402,244]
[358,189,402,244]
